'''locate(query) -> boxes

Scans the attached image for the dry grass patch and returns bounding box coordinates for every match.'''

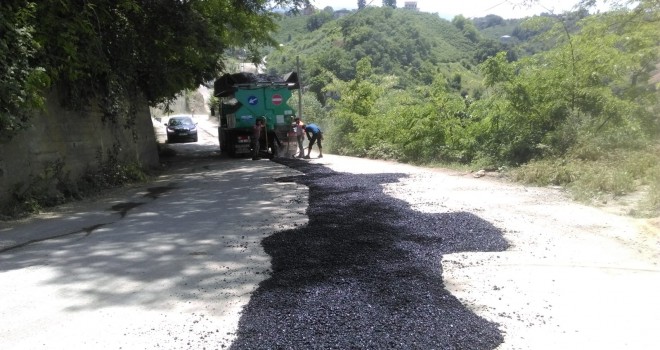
[510,147,660,218]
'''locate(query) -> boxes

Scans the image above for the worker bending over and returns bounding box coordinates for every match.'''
[303,123,323,159]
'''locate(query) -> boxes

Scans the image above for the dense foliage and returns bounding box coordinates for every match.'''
[270,1,659,162]
[0,0,310,138]
[0,1,48,139]
[269,7,476,104]
[268,1,659,213]
[382,0,396,8]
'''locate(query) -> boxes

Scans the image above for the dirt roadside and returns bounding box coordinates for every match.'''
[313,155,660,350]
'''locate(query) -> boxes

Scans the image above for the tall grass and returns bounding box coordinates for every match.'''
[511,145,660,217]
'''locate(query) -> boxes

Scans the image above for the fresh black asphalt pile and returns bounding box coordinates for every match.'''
[230,158,509,349]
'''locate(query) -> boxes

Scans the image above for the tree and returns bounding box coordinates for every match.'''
[307,10,333,31]
[325,57,382,153]
[0,1,49,139]
[473,14,504,29]
[474,0,660,164]
[358,0,367,9]
[0,0,312,139]
[382,0,396,9]
[451,15,480,42]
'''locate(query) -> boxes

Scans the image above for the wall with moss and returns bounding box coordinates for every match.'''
[0,91,159,209]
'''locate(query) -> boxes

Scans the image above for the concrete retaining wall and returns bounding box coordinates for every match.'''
[0,91,159,207]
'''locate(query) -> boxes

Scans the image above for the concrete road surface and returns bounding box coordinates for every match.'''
[0,119,307,349]
[2,116,659,349]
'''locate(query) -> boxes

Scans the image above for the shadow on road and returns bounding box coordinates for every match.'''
[0,154,299,313]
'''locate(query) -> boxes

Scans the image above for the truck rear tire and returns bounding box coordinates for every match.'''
[230,144,238,157]
[218,128,225,154]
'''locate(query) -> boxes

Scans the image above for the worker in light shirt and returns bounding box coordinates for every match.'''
[293,117,306,158]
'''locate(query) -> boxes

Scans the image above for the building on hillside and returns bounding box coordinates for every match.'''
[404,1,418,10]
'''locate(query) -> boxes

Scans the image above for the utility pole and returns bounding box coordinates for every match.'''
[296,56,303,120]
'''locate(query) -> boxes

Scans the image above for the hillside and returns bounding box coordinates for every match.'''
[267,7,477,90]
[260,4,659,217]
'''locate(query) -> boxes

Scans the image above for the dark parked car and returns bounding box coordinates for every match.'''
[165,115,198,143]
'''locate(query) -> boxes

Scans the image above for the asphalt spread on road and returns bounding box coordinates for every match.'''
[230,158,509,349]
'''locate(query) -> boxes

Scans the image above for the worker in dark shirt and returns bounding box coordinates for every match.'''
[251,119,264,160]
[303,123,323,159]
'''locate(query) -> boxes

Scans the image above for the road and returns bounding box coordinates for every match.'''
[1,116,659,349]
[1,116,307,349]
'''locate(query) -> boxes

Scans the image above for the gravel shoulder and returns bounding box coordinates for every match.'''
[313,154,660,350]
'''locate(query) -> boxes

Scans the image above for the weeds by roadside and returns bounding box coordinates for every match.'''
[510,146,660,218]
[0,145,152,220]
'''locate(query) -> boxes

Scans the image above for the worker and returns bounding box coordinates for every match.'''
[293,117,306,158]
[303,123,323,159]
[251,119,264,160]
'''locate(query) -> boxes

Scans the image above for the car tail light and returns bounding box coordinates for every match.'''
[237,136,250,143]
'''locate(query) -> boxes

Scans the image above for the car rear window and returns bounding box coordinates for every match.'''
[170,117,193,125]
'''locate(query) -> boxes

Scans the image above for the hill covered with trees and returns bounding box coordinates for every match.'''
[268,7,478,98]
[265,2,660,216]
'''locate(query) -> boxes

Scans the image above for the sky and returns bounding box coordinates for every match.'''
[309,0,600,20]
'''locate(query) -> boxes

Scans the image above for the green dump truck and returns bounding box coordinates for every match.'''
[213,72,299,158]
